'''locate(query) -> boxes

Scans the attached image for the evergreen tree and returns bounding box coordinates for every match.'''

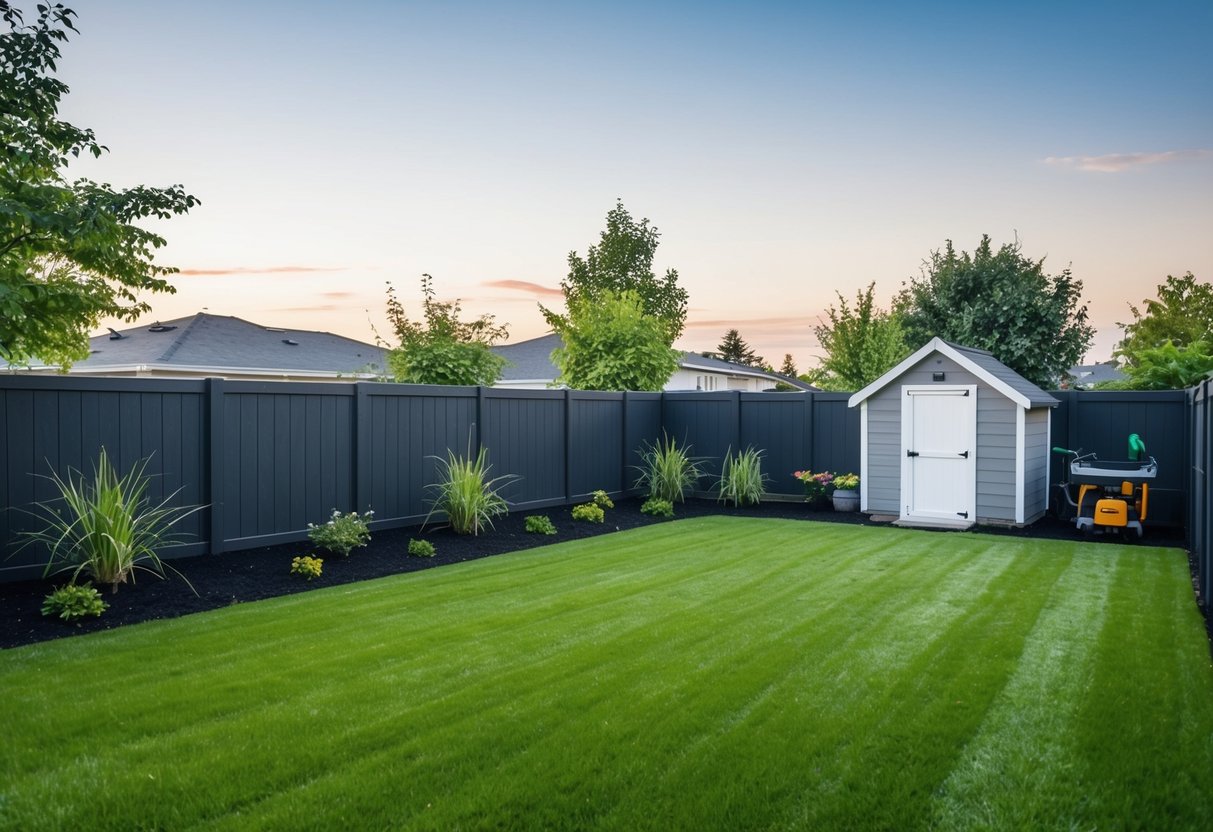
[717,329,764,367]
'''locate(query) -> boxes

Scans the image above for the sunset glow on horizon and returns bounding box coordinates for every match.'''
[56,0,1211,368]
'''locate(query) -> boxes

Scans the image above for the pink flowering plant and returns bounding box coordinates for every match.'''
[793,470,834,503]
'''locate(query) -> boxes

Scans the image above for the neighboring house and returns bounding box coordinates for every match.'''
[11,314,388,382]
[1065,362,1126,389]
[492,333,816,392]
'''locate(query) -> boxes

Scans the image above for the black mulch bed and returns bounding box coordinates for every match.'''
[0,497,1193,650]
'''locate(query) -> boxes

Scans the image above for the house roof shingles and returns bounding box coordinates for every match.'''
[47,314,387,376]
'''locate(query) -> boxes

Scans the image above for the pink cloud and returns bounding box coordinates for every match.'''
[1044,148,1212,173]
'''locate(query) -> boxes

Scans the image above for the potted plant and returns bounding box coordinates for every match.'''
[793,470,835,509]
[831,473,860,512]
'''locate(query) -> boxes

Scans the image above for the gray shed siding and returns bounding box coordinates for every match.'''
[863,353,1022,523]
[1023,407,1050,522]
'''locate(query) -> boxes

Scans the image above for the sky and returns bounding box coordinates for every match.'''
[49,0,1213,368]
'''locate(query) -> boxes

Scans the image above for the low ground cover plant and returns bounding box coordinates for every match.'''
[717,446,768,507]
[308,509,373,556]
[591,490,614,510]
[641,497,675,517]
[426,445,514,535]
[571,503,605,523]
[20,447,201,593]
[525,515,557,535]
[635,434,704,503]
[290,555,324,580]
[41,584,108,621]
[408,539,436,558]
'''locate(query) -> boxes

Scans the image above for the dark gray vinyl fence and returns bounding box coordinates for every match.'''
[1189,380,1211,611]
[0,376,1200,603]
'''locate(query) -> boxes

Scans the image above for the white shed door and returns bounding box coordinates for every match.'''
[900,386,977,524]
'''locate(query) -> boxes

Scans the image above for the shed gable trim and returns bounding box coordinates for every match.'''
[848,337,1033,410]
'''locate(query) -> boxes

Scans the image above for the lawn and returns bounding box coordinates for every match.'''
[2,517,1211,830]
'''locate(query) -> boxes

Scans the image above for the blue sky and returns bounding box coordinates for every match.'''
[55,0,1213,365]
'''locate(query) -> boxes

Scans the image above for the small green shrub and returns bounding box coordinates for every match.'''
[571,503,605,523]
[408,539,436,558]
[525,515,557,535]
[41,584,108,621]
[425,444,515,535]
[641,498,675,518]
[307,509,373,557]
[591,490,614,510]
[717,446,768,507]
[635,435,704,503]
[833,472,860,491]
[291,555,324,581]
[20,446,202,592]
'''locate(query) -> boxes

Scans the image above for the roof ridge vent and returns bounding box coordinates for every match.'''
[107,328,125,340]
[148,323,178,333]
[282,338,299,346]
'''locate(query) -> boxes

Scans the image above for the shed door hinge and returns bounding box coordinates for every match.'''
[957,511,969,518]
[906,450,919,457]
[959,450,969,458]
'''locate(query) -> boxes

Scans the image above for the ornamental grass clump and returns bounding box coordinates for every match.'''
[635,435,704,503]
[425,444,515,535]
[307,509,374,557]
[20,447,201,593]
[717,446,768,507]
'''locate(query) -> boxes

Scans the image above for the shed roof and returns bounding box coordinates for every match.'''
[847,337,1058,409]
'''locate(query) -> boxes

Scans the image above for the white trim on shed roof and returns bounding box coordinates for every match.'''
[847,337,1056,410]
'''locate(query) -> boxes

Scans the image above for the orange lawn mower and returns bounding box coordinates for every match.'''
[1052,434,1157,539]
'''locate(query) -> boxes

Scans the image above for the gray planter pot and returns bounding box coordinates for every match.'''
[832,489,860,512]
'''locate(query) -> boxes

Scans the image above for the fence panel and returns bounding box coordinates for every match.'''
[662,392,739,489]
[482,390,566,509]
[1192,381,1210,610]
[220,382,355,549]
[623,393,662,494]
[0,377,208,580]
[362,385,478,526]
[568,393,624,499]
[812,394,862,478]
[739,393,809,495]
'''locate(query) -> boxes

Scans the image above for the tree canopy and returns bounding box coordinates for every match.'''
[810,282,908,391]
[548,290,679,392]
[543,200,688,345]
[1100,340,1213,390]
[894,236,1092,389]
[778,354,797,377]
[0,2,199,367]
[716,329,764,368]
[383,274,508,386]
[1116,272,1212,366]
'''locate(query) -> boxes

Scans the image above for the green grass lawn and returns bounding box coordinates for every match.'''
[2,517,1212,831]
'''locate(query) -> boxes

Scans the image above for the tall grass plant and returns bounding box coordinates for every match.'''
[635,434,704,503]
[717,446,768,507]
[425,444,514,535]
[20,447,200,592]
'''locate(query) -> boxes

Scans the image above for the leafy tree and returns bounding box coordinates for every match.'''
[811,282,908,391]
[779,354,797,377]
[384,274,508,386]
[548,290,679,391]
[1099,340,1213,390]
[0,3,198,368]
[894,236,1093,389]
[543,200,688,344]
[716,329,764,367]
[1116,272,1212,366]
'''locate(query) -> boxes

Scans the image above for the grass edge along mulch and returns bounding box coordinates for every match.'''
[2,517,1211,831]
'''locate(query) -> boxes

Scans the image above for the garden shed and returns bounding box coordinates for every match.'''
[847,337,1059,528]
